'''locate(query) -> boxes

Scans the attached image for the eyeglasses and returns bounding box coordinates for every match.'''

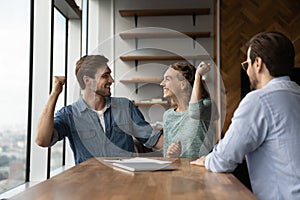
[241,61,249,71]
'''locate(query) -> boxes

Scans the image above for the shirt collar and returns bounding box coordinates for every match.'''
[266,76,290,86]
[76,96,112,113]
[105,97,112,108]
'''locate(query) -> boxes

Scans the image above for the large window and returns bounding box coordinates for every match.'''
[50,8,67,173]
[0,0,81,196]
[0,0,30,193]
[82,0,88,55]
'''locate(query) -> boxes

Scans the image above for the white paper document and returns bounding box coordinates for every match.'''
[104,157,172,164]
[104,157,177,172]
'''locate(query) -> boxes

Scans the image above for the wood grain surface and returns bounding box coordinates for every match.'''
[10,158,256,200]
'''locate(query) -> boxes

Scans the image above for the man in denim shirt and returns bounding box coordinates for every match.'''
[191,32,300,200]
[36,55,163,164]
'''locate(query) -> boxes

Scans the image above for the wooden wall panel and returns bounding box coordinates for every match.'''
[220,0,300,136]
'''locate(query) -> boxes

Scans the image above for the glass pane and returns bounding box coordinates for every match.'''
[50,9,67,173]
[82,0,88,54]
[0,0,30,193]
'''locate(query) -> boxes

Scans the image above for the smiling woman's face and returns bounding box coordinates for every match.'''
[160,67,184,99]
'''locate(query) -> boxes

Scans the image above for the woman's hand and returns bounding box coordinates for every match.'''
[166,141,181,158]
[196,61,211,76]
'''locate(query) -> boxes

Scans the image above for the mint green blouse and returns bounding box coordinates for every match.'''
[163,99,216,158]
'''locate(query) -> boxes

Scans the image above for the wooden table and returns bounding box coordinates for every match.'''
[11,158,257,200]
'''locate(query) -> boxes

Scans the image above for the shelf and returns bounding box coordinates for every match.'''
[119,8,210,17]
[119,31,211,39]
[120,55,211,61]
[118,7,213,109]
[120,78,163,83]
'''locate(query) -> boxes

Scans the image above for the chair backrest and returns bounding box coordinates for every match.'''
[290,67,300,86]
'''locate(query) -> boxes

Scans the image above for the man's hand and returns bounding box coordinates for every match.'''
[51,76,66,96]
[190,156,206,166]
[166,141,181,158]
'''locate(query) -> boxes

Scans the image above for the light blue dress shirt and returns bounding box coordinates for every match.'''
[205,76,300,200]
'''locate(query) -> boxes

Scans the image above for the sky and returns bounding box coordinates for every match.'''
[0,1,30,129]
[0,1,66,129]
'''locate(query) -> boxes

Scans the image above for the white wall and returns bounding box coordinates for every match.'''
[30,0,52,182]
[86,0,225,141]
[97,0,215,124]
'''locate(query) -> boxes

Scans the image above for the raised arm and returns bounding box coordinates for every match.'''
[190,62,210,103]
[35,76,65,147]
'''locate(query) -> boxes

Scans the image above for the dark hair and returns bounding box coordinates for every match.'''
[75,55,109,89]
[246,31,295,77]
[169,62,209,99]
[169,62,196,86]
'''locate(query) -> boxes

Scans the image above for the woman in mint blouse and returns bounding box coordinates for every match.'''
[160,62,217,158]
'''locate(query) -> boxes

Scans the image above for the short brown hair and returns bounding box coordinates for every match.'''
[247,31,295,77]
[75,55,109,89]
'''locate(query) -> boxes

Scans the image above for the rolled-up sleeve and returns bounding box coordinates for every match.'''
[50,129,59,146]
[129,101,162,148]
[52,107,70,145]
[143,129,162,149]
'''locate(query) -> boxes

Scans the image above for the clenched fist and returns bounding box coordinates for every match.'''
[51,76,66,96]
[196,61,211,76]
[166,141,181,158]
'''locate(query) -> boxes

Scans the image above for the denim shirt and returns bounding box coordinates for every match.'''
[205,76,300,200]
[52,96,161,164]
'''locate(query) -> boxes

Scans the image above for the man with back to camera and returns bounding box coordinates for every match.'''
[191,32,300,200]
[36,55,163,164]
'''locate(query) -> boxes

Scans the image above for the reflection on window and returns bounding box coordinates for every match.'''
[0,0,30,193]
[82,0,88,54]
[50,8,67,173]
